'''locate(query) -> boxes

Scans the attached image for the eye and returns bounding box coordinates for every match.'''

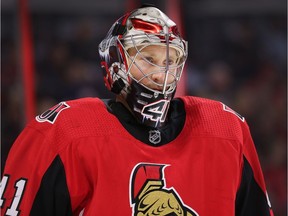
[169,59,175,65]
[166,59,177,66]
[145,57,154,63]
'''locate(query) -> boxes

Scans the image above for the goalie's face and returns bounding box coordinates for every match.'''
[126,45,183,95]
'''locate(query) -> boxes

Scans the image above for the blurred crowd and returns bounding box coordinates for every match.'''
[1,11,287,215]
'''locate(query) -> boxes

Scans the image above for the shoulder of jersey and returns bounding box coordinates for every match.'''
[30,97,123,139]
[180,96,247,141]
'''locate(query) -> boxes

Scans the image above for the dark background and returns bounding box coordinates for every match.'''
[1,0,287,215]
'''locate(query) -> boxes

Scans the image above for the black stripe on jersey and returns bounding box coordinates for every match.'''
[235,156,270,216]
[30,155,72,216]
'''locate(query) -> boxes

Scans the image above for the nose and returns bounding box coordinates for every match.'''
[151,72,166,84]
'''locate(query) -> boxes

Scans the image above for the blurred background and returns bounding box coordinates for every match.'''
[1,0,287,214]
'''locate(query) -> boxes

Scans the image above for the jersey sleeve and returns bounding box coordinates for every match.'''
[1,99,101,216]
[0,123,73,216]
[235,121,274,216]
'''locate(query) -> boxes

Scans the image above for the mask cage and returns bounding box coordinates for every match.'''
[118,33,188,96]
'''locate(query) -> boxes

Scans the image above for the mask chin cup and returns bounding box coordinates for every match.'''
[126,81,174,128]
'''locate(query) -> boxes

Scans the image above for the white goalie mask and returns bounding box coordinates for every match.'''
[99,6,188,127]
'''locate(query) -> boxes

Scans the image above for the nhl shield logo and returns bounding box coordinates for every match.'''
[149,130,161,144]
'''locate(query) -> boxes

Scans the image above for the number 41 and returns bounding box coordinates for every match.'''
[0,175,27,216]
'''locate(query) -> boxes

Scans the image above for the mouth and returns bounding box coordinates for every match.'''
[145,83,173,93]
[151,85,164,91]
[135,76,175,93]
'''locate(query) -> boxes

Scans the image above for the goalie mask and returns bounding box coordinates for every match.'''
[99,6,188,128]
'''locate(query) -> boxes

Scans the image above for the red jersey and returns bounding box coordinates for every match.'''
[1,96,273,215]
